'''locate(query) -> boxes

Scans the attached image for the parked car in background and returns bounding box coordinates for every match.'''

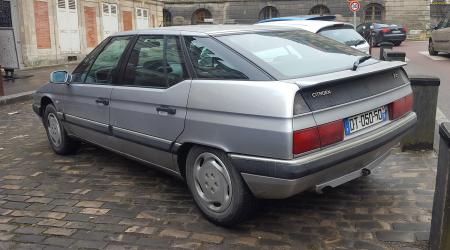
[357,23,407,47]
[32,25,416,226]
[257,20,370,54]
[429,15,450,56]
[258,15,337,23]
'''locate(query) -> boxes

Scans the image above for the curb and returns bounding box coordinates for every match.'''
[0,91,34,106]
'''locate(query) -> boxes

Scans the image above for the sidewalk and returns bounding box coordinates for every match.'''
[2,64,76,96]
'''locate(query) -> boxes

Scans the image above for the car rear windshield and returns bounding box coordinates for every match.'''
[318,27,367,47]
[216,30,375,79]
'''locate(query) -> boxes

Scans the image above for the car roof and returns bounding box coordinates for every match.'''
[256,20,354,33]
[113,25,299,37]
[258,15,337,23]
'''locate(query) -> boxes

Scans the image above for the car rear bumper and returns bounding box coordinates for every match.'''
[381,33,407,42]
[229,112,417,199]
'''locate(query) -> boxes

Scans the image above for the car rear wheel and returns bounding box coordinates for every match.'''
[369,37,377,47]
[185,146,255,226]
[429,40,438,56]
[43,104,80,155]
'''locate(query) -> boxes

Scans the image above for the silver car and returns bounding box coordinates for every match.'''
[32,25,416,226]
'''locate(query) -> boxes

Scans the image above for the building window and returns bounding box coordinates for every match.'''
[136,7,149,29]
[192,8,212,24]
[259,6,279,20]
[163,9,172,26]
[364,3,384,23]
[309,5,330,16]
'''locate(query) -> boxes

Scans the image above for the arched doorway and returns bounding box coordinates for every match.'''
[364,3,384,23]
[192,8,212,24]
[259,6,279,20]
[309,5,330,16]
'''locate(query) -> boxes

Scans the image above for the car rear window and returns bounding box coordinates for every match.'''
[318,27,367,47]
[216,30,376,79]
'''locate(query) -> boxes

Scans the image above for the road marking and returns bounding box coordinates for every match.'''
[419,51,450,61]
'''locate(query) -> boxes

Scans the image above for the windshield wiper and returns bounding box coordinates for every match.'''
[346,39,366,47]
[354,40,366,46]
[352,55,372,71]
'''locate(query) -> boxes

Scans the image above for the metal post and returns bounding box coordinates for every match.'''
[0,65,4,96]
[353,12,356,29]
[430,123,450,250]
[400,76,440,151]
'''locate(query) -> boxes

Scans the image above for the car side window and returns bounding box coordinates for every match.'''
[184,36,250,80]
[123,35,188,88]
[84,36,132,84]
[72,39,109,83]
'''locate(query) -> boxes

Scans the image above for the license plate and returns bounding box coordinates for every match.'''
[392,30,401,34]
[344,107,387,135]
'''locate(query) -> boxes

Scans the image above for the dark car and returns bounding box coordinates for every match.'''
[357,23,407,46]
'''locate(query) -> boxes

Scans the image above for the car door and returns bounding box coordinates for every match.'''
[110,35,191,172]
[433,17,450,51]
[58,36,133,145]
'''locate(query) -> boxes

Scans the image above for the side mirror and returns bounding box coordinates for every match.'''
[50,70,71,84]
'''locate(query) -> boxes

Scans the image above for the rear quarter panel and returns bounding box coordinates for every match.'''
[177,80,301,159]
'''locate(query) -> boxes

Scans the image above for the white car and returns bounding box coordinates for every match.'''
[257,20,370,54]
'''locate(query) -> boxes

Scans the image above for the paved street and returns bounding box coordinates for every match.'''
[0,101,437,249]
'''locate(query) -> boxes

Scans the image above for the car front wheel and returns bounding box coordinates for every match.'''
[43,104,80,155]
[429,40,438,56]
[185,146,255,226]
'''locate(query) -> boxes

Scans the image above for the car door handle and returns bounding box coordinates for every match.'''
[156,106,176,115]
[95,98,110,106]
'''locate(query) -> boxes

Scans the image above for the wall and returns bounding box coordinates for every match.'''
[13,0,163,68]
[163,0,430,38]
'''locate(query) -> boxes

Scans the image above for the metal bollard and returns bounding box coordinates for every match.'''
[400,76,440,151]
[0,65,4,96]
[430,122,450,250]
[383,51,406,62]
[379,42,394,60]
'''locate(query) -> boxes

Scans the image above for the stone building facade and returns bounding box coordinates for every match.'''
[1,0,163,68]
[162,0,430,39]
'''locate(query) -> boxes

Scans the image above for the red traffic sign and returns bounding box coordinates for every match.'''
[348,0,361,12]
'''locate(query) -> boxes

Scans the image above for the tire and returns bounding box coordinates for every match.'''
[43,104,80,155]
[369,37,378,47]
[185,146,255,226]
[429,40,438,56]
[393,41,402,46]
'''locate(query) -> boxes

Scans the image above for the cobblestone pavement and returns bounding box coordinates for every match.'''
[0,101,437,250]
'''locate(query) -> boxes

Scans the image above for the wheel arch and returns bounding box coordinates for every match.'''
[175,141,229,180]
[40,96,54,116]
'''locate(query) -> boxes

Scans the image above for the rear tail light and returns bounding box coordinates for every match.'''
[381,28,390,33]
[293,121,344,155]
[293,127,321,155]
[389,94,413,120]
[318,120,344,147]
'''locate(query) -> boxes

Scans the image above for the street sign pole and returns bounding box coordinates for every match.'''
[348,0,361,29]
[0,65,4,96]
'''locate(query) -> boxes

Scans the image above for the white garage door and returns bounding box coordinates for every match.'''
[102,3,119,39]
[56,0,81,53]
[136,8,149,29]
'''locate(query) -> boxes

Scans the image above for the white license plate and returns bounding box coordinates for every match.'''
[392,30,401,34]
[344,107,388,135]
